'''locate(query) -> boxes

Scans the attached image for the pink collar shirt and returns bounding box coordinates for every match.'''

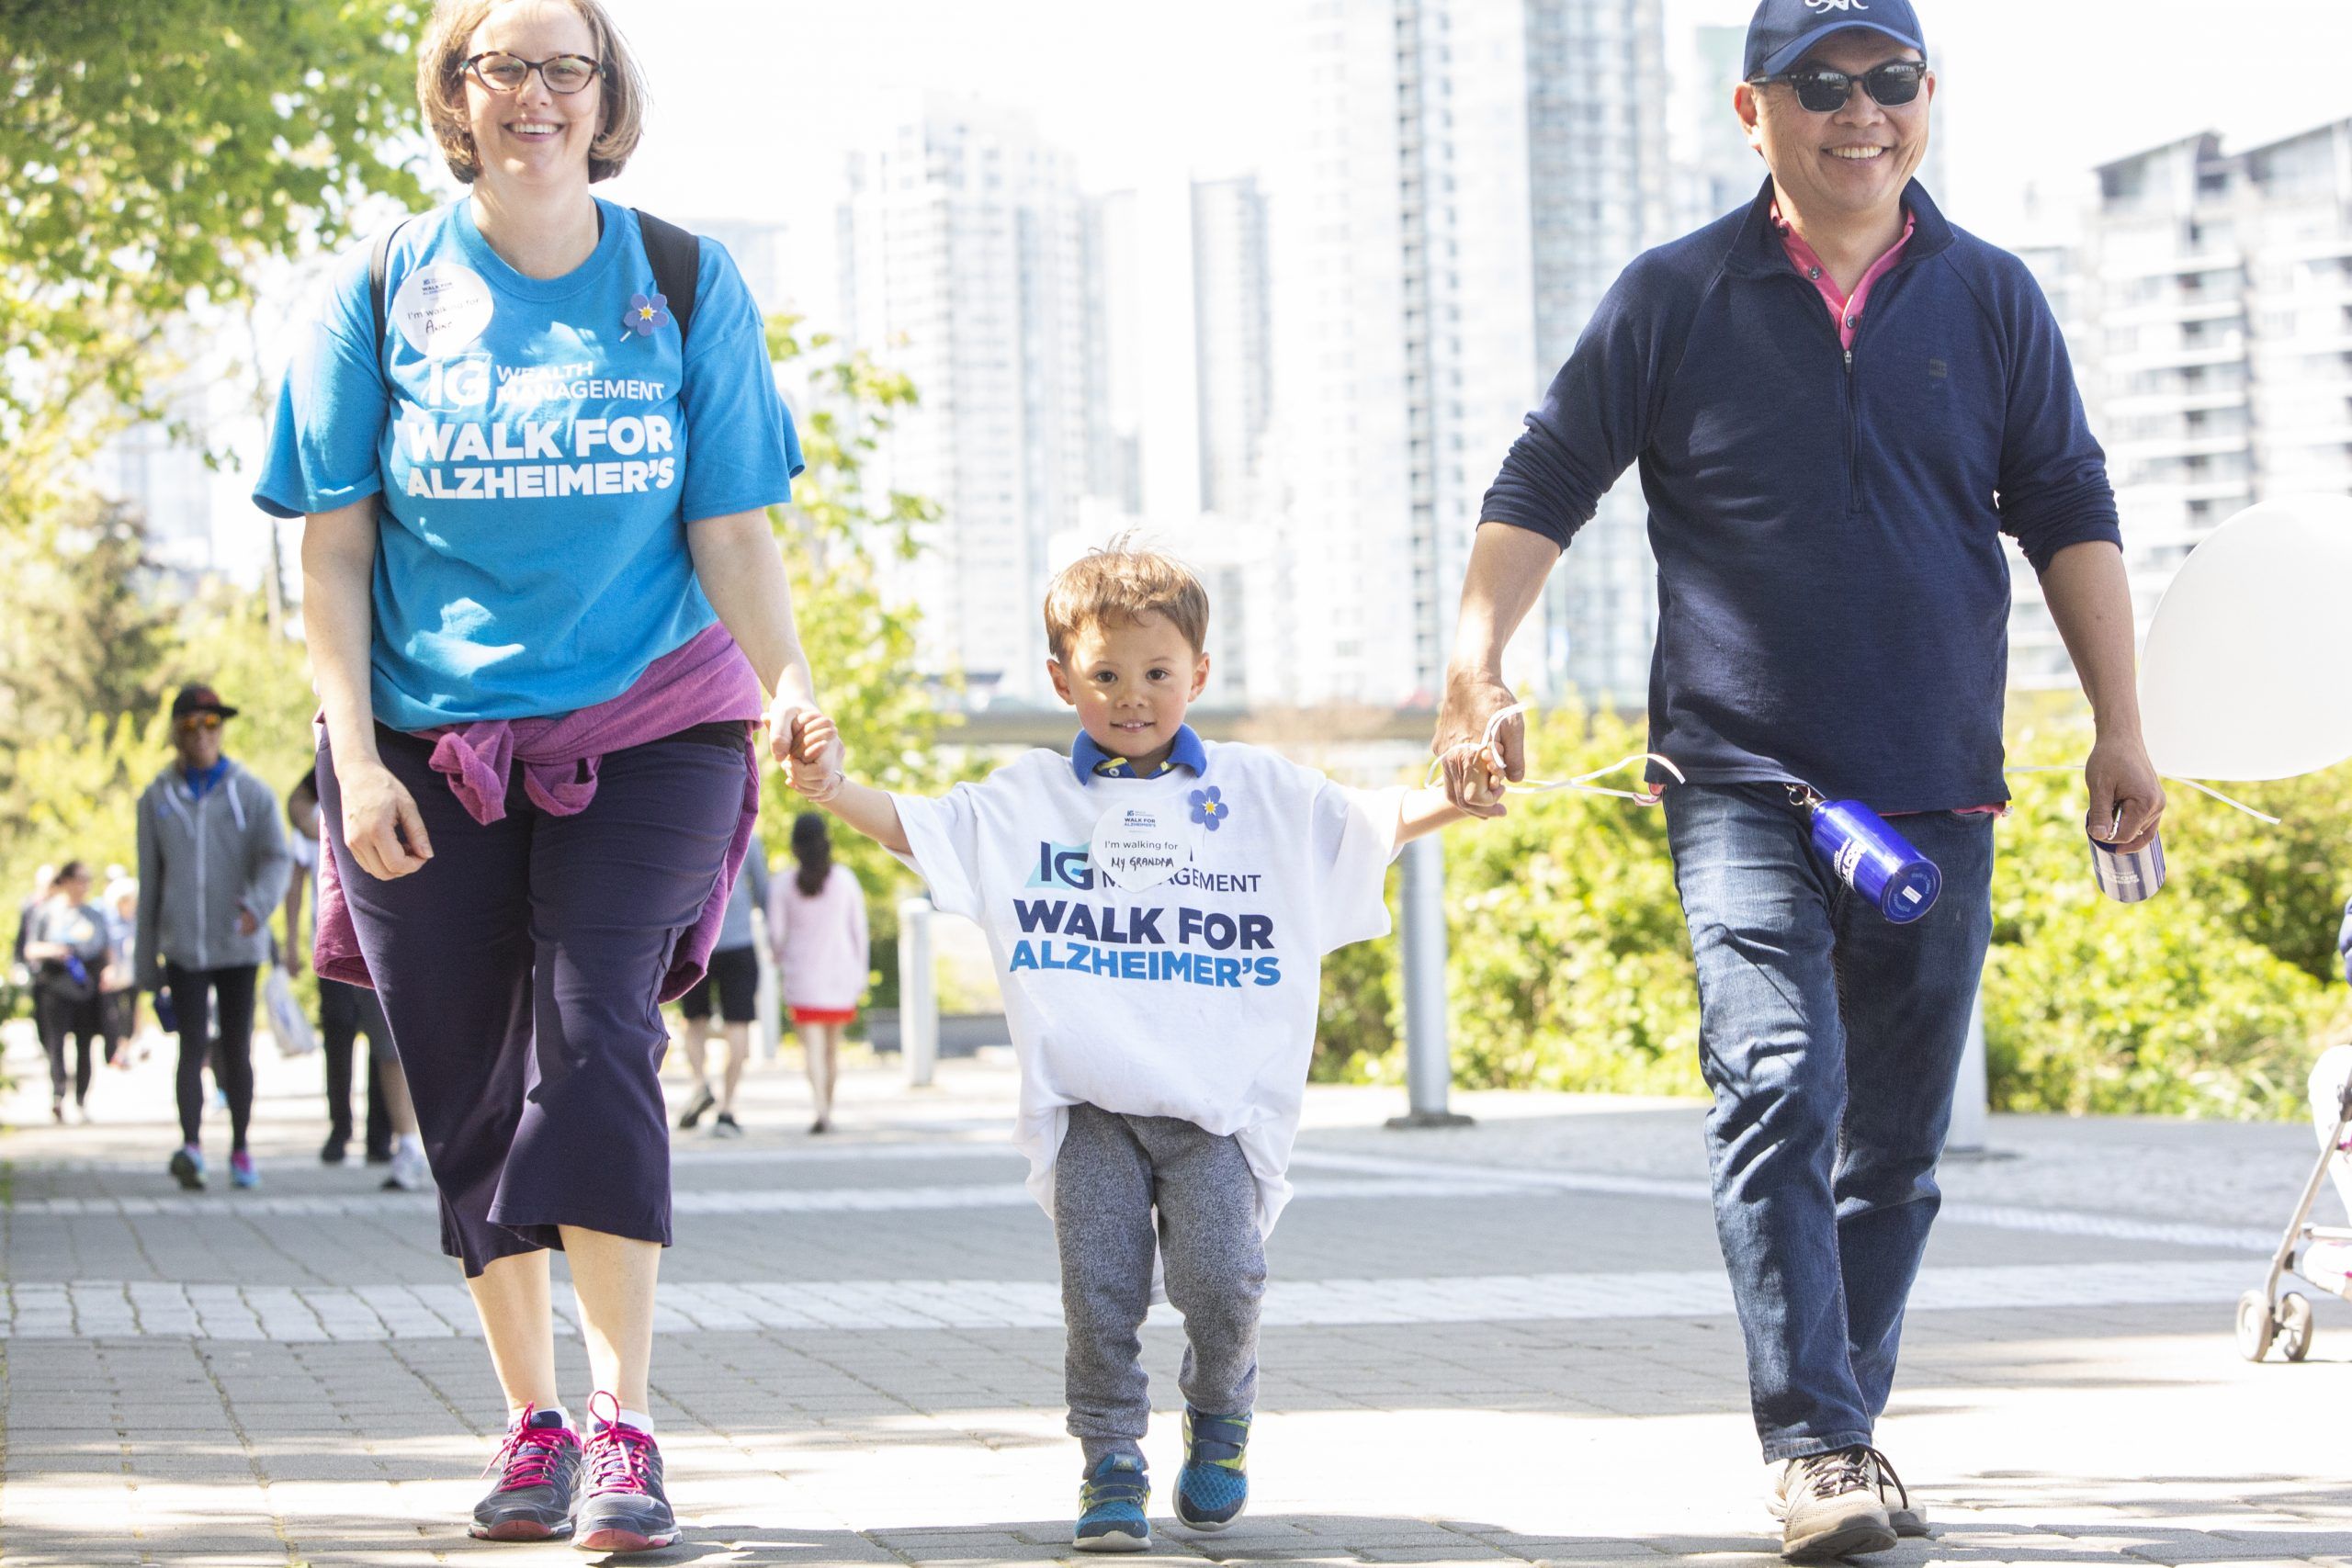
[1772,199,1916,353]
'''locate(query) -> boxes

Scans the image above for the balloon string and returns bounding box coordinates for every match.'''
[2005,764,2281,826]
[1427,704,1688,805]
[1432,719,2282,825]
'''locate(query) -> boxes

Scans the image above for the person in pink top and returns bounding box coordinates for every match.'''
[768,813,868,1134]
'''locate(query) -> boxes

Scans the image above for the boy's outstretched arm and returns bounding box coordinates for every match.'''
[1396,786,1476,845]
[786,715,913,855]
[1395,739,1503,843]
[1396,740,1502,843]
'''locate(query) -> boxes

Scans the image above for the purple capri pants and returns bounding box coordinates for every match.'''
[319,723,745,1276]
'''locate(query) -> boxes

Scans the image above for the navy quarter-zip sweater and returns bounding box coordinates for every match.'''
[1480,180,2120,813]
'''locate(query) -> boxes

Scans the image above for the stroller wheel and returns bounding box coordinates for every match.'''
[2279,1292,2315,1362]
[2237,1290,2277,1361]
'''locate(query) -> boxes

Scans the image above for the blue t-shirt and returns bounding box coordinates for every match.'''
[254,198,804,729]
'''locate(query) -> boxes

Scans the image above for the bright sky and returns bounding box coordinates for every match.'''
[592,0,2352,248]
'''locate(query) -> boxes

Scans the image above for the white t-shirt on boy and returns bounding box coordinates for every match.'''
[892,731,1402,1233]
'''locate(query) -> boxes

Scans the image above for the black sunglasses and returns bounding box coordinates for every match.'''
[1751,59,1928,114]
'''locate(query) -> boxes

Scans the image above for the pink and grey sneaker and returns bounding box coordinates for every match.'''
[469,1405,582,1541]
[574,1393,677,1554]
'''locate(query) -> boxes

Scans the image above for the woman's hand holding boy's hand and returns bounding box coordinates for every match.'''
[765,692,819,773]
[779,712,910,852]
[786,713,844,801]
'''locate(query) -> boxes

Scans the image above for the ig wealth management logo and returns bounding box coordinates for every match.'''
[421,351,493,411]
[1027,841,1095,891]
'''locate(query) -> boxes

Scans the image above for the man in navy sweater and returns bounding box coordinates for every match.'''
[1434,1,2163,1558]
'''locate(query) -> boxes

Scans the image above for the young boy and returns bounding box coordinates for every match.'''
[787,545,1485,1551]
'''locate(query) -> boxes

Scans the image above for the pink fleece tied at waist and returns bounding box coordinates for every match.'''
[314,623,766,1003]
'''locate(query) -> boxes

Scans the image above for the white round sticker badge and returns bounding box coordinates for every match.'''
[390,262,494,358]
[1090,802,1199,892]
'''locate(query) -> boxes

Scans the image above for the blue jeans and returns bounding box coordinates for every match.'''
[1663,784,1994,1462]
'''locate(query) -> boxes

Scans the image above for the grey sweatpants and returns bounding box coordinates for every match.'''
[1055,1102,1266,1467]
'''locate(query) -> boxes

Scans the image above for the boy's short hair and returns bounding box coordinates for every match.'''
[1043,543,1210,663]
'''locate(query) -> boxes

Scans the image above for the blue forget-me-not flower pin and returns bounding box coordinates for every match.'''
[624,290,671,338]
[1189,786,1228,832]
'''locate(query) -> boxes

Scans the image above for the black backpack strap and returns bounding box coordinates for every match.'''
[367,218,412,386]
[633,209,702,347]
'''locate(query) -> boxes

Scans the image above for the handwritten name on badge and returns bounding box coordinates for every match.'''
[1089,803,1198,892]
[391,263,495,358]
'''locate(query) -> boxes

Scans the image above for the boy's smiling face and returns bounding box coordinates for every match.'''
[1048,612,1211,773]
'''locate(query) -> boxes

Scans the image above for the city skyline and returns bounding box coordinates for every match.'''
[594,0,2352,254]
[2006,116,2352,689]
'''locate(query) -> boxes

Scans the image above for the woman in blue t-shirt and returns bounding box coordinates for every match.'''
[254,0,838,1550]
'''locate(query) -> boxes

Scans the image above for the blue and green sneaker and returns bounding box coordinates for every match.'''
[1173,1407,1250,1531]
[1073,1452,1151,1552]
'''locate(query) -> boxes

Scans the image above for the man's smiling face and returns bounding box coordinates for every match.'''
[1740,30,1933,227]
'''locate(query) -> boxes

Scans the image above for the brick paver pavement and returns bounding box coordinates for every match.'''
[2,1021,2346,1566]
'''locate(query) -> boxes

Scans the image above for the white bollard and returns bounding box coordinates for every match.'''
[1947,976,1991,1156]
[752,908,782,1066]
[1388,834,1472,1129]
[898,896,938,1089]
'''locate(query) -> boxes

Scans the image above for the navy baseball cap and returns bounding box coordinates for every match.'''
[1745,0,1927,81]
[169,682,238,721]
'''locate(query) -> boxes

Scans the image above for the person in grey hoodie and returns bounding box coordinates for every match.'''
[136,682,289,1191]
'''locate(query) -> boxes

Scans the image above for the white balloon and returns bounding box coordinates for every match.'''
[2138,492,2352,782]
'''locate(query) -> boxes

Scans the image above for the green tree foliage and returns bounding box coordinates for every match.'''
[1316,706,2352,1119]
[0,502,176,736]
[0,572,319,917]
[754,317,961,960]
[0,0,426,521]
[1982,721,2346,1118]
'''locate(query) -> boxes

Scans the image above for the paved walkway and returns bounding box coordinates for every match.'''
[2,1021,2347,1566]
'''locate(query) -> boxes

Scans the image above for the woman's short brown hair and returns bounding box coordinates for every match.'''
[415,0,647,185]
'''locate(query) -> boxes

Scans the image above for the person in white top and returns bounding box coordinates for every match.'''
[786,543,1491,1551]
[766,813,869,1134]
[99,874,143,1072]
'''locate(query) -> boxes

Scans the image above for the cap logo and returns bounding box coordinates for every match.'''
[1804,0,1871,10]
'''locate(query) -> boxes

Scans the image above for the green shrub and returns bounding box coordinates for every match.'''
[1984,723,2345,1118]
[1317,704,2352,1119]
[1317,705,1703,1096]
[1312,918,1400,1083]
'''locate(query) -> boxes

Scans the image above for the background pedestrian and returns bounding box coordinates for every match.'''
[135,682,291,1191]
[24,858,108,1122]
[769,811,867,1134]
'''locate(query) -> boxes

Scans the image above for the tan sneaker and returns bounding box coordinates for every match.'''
[1870,1449,1926,1536]
[1769,1447,1897,1561]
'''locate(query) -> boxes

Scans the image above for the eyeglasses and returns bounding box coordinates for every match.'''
[176,713,222,733]
[462,51,604,96]
[1752,60,1928,114]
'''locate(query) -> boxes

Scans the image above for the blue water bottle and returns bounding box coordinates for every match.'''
[1808,798,1942,924]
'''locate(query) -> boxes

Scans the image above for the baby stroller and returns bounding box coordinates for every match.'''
[2238,1042,2352,1362]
